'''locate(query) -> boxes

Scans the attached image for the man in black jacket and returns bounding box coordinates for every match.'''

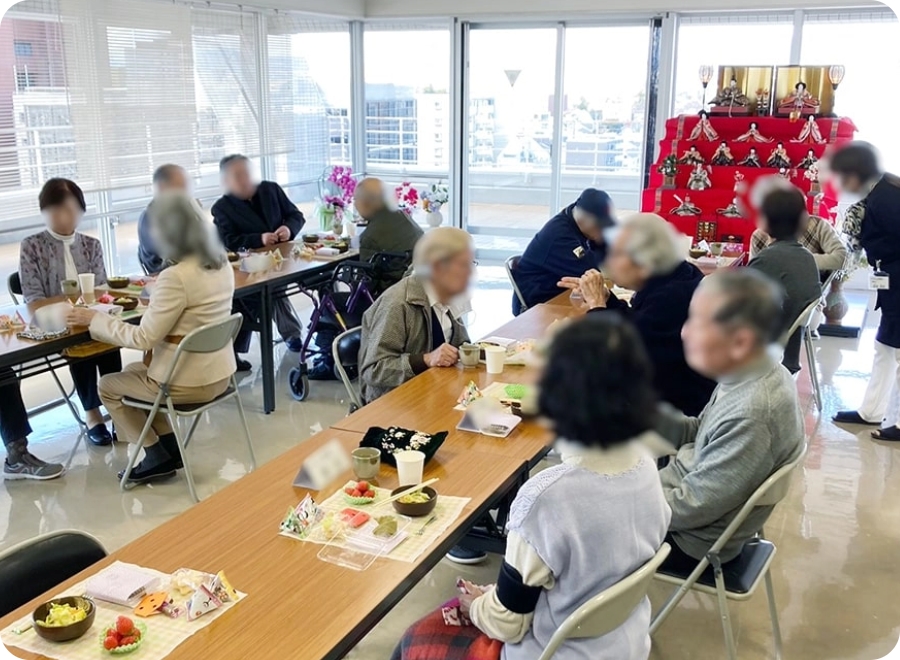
[212,155,305,359]
[559,212,716,416]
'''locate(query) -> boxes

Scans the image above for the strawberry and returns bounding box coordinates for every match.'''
[351,489,363,497]
[344,487,355,495]
[116,616,134,636]
[120,636,136,646]
[364,490,375,498]
[133,628,141,641]
[104,636,118,650]
[356,480,369,492]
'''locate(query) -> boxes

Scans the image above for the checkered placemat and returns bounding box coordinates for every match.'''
[1,562,246,660]
[281,486,470,563]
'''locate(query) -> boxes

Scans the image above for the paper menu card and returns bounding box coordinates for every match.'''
[85,563,160,607]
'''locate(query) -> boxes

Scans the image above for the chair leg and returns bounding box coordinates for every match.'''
[183,415,202,449]
[764,570,784,660]
[120,403,161,492]
[233,378,257,471]
[64,430,85,470]
[650,559,711,635]
[805,331,822,411]
[711,555,738,660]
[47,360,86,429]
[168,400,199,503]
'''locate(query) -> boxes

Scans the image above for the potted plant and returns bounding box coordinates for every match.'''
[804,163,821,196]
[421,182,449,228]
[658,155,678,188]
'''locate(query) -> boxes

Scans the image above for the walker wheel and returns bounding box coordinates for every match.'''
[289,367,309,402]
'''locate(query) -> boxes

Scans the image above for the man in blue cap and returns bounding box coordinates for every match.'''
[512,188,616,314]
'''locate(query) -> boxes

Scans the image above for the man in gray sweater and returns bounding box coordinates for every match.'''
[657,269,804,565]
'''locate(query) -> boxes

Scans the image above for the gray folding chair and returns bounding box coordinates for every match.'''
[505,255,529,313]
[332,326,363,414]
[650,442,808,660]
[537,543,671,660]
[119,313,256,502]
[780,299,823,411]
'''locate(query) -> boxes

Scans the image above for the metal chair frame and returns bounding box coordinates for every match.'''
[505,255,529,313]
[332,326,363,414]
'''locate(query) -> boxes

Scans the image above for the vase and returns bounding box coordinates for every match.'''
[822,278,849,323]
[426,209,444,228]
[319,208,335,232]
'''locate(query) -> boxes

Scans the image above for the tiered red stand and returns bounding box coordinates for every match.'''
[642,115,857,249]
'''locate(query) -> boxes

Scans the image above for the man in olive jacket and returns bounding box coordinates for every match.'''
[356,177,424,262]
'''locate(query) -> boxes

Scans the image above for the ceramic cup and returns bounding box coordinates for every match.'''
[709,242,724,257]
[395,450,425,486]
[351,447,381,481]
[60,279,79,302]
[484,345,506,375]
[77,273,95,303]
[459,343,480,368]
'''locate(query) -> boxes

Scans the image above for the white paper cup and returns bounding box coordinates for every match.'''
[484,345,506,374]
[77,273,95,302]
[394,450,425,486]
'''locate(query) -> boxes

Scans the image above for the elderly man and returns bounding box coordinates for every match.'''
[138,164,189,274]
[559,213,716,416]
[359,227,472,404]
[750,214,846,274]
[655,269,804,569]
[211,154,304,354]
[513,188,615,315]
[355,177,423,262]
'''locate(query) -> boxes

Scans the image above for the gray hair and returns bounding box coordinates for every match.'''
[619,213,683,276]
[699,269,784,345]
[149,192,226,270]
[152,163,185,186]
[412,227,473,270]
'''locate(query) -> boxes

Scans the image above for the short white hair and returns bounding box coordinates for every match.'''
[618,213,683,276]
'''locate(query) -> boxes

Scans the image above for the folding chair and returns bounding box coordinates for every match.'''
[505,255,528,313]
[650,443,808,660]
[332,326,363,414]
[119,313,256,503]
[537,543,671,660]
[779,299,823,411]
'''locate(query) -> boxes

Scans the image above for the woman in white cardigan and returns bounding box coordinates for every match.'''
[67,193,237,484]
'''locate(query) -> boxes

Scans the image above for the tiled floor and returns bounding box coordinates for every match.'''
[1,275,899,659]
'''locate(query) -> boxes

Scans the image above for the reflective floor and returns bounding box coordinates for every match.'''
[1,276,898,659]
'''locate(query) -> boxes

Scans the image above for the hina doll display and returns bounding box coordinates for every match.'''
[738,148,762,167]
[777,81,820,117]
[670,195,702,216]
[688,110,719,141]
[710,142,735,166]
[709,76,750,114]
[687,164,713,191]
[735,121,773,143]
[717,198,743,218]
[767,142,792,169]
[792,115,826,144]
[798,149,819,169]
[678,145,706,165]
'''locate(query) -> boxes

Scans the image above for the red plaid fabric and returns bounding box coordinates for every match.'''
[392,599,503,660]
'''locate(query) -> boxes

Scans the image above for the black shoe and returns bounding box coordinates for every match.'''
[445,545,488,565]
[118,460,177,484]
[235,356,252,372]
[833,410,880,425]
[308,361,337,381]
[87,424,113,447]
[157,434,184,470]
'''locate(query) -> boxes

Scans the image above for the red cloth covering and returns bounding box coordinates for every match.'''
[392,599,504,660]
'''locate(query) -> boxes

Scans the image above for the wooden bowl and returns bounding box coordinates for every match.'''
[115,297,139,311]
[391,486,438,517]
[33,596,96,642]
[689,248,707,259]
[107,277,130,289]
[302,234,320,244]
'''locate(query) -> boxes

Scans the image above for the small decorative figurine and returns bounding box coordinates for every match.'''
[688,110,719,141]
[670,195,702,216]
[792,115,826,144]
[767,142,792,169]
[717,199,743,218]
[738,148,762,167]
[777,81,820,118]
[678,145,706,166]
[709,76,750,115]
[687,164,713,191]
[798,149,818,170]
[735,121,773,143]
[710,141,735,166]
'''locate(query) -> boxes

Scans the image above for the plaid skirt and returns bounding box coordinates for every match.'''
[391,599,503,660]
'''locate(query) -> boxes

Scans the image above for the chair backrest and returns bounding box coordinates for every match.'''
[368,250,413,296]
[8,271,22,305]
[159,313,244,385]
[505,255,528,312]
[780,298,821,347]
[538,543,672,660]
[332,326,363,409]
[0,530,106,617]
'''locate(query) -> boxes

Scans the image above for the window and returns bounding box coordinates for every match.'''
[14,40,33,56]
[672,14,794,117]
[801,10,900,171]
[363,25,451,172]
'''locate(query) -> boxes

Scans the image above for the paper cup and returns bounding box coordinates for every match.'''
[394,450,425,486]
[77,273,95,303]
[484,345,506,374]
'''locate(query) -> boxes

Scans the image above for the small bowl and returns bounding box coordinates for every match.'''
[107,277,130,289]
[227,251,240,263]
[100,620,146,654]
[32,596,96,642]
[689,248,707,259]
[302,234,320,244]
[334,242,349,253]
[391,486,438,517]
[115,297,138,311]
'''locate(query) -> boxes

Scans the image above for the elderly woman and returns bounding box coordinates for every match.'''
[359,226,473,404]
[19,178,122,446]
[393,315,671,660]
[559,213,716,416]
[66,193,237,484]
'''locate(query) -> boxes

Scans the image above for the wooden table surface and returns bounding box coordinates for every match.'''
[230,242,358,293]
[0,429,525,660]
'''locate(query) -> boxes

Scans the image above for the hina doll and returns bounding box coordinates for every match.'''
[777,81,820,116]
[710,142,735,166]
[792,115,826,144]
[670,195,702,216]
[688,110,719,141]
[687,164,712,191]
[798,149,819,169]
[738,148,762,167]
[709,77,750,108]
[678,145,706,165]
[735,121,773,143]
[767,142,792,169]
[717,198,743,218]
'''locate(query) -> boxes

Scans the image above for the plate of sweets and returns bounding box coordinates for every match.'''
[100,616,146,654]
[343,479,377,505]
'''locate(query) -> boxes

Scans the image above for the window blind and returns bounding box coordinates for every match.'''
[679,13,795,26]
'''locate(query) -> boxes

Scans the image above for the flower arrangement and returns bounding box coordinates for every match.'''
[394,182,419,217]
[317,166,357,230]
[421,182,449,213]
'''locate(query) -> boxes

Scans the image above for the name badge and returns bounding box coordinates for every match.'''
[870,260,891,291]
[572,246,586,259]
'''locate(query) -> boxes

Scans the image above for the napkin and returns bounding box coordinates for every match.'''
[85,564,160,607]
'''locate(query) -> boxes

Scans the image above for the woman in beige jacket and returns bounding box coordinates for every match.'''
[67,193,237,484]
